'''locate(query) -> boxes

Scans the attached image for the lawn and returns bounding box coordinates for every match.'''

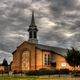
[0,77,78,80]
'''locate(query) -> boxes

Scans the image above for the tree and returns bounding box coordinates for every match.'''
[2,58,8,71]
[66,47,80,72]
[2,58,8,66]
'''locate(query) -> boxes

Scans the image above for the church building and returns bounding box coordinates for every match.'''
[11,11,73,71]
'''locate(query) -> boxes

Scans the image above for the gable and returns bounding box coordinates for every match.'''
[12,41,36,55]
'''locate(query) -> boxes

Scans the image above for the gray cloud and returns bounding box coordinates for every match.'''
[0,0,80,63]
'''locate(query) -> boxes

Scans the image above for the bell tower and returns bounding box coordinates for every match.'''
[28,11,38,44]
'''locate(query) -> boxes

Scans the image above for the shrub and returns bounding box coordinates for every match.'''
[26,69,59,76]
[13,70,22,74]
[39,68,49,70]
[13,69,70,76]
[0,70,3,74]
[59,69,69,74]
[13,70,31,74]
[4,71,9,74]
[0,70,9,74]
[73,73,80,77]
[26,70,38,76]
[21,71,28,74]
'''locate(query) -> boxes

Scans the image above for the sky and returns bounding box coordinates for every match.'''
[0,0,80,63]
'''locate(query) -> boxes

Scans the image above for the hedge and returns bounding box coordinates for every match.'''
[26,69,69,76]
[12,69,70,75]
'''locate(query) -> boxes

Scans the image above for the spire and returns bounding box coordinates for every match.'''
[28,10,38,44]
[31,10,35,25]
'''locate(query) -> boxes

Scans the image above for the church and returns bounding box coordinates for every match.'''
[11,11,74,71]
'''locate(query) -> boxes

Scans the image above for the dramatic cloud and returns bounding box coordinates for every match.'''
[0,0,80,63]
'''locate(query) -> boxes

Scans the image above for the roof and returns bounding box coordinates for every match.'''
[36,44,67,56]
[12,41,68,56]
[12,50,16,55]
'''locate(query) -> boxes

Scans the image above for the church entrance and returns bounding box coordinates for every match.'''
[21,50,30,70]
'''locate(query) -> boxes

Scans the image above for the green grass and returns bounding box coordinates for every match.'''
[0,77,78,80]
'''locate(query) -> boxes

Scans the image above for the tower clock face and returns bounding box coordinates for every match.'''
[22,51,30,70]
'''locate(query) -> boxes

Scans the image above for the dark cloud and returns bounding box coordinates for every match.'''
[0,0,80,63]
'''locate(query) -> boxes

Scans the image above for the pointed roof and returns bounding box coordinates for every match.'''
[28,10,38,31]
[31,10,35,25]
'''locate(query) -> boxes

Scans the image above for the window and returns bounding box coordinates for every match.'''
[34,31,37,38]
[45,54,50,65]
[29,32,32,38]
[45,54,47,65]
[51,54,56,63]
[48,54,50,65]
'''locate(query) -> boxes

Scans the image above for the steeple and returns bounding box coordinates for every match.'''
[31,10,35,25]
[28,11,38,44]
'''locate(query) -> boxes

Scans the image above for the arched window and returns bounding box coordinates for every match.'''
[22,51,30,70]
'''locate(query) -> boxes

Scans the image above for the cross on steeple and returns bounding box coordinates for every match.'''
[28,11,38,44]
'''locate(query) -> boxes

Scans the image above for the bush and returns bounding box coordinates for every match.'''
[13,69,70,76]
[21,71,28,74]
[13,70,22,74]
[39,68,49,70]
[4,71,9,74]
[0,70,3,74]
[13,70,30,74]
[59,69,69,74]
[26,69,59,76]
[0,70,9,74]
[73,73,80,77]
